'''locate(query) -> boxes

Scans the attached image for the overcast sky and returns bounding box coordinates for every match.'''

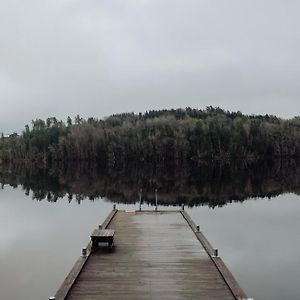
[0,0,299,133]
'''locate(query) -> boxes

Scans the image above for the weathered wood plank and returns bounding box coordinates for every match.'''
[181,210,248,300]
[61,210,247,300]
[213,257,248,300]
[54,209,118,300]
[91,229,115,237]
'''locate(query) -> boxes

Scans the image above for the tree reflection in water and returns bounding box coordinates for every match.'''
[1,160,300,207]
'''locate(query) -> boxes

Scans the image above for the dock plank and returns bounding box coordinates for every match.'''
[62,211,244,300]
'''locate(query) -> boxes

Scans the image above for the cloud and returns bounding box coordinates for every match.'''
[0,0,299,133]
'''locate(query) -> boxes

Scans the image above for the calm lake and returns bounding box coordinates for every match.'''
[0,160,300,300]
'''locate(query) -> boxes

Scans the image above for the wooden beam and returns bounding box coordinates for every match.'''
[54,209,118,300]
[180,210,248,300]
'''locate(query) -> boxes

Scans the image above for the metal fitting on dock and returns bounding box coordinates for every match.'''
[214,248,218,257]
[82,247,87,257]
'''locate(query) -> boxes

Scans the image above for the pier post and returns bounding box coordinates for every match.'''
[197,225,200,232]
[214,248,218,257]
[155,189,158,211]
[98,224,102,229]
[182,205,185,211]
[139,189,142,211]
[82,247,87,257]
[113,204,116,211]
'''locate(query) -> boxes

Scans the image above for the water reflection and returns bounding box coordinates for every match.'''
[1,161,300,300]
[1,159,300,206]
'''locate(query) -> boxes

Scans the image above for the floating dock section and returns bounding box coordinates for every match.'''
[53,208,248,300]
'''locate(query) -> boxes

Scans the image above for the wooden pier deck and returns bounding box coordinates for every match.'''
[54,209,248,300]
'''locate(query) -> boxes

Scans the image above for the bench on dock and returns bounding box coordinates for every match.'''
[90,229,115,250]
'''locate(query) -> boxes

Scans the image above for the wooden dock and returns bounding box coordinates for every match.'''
[54,209,248,300]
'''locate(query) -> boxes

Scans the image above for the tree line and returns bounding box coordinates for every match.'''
[1,107,300,165]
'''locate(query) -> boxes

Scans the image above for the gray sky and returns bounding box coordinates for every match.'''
[0,0,299,133]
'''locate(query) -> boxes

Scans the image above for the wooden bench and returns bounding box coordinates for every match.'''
[90,229,115,250]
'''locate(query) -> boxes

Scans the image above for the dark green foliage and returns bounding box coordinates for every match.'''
[1,107,300,165]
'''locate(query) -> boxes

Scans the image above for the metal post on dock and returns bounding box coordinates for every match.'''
[182,205,185,211]
[155,189,158,211]
[139,189,142,211]
[213,248,218,257]
[82,247,87,257]
[113,204,116,211]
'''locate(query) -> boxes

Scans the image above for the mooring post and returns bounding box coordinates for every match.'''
[98,224,102,229]
[197,225,200,232]
[113,204,116,211]
[214,248,218,257]
[155,189,158,211]
[139,189,142,211]
[82,247,87,257]
[182,205,185,211]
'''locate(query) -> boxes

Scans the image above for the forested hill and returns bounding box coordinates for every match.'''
[1,107,300,165]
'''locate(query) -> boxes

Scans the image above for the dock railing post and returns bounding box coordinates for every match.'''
[139,189,142,211]
[213,248,218,257]
[155,189,158,211]
[82,247,87,257]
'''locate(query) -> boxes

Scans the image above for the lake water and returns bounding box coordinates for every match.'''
[1,161,300,299]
